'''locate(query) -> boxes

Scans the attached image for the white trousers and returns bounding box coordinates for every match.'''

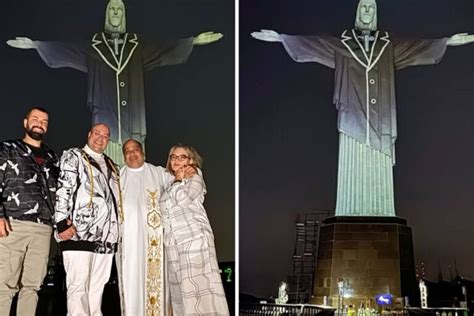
[63,251,113,316]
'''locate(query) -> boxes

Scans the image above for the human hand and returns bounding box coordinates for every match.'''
[58,219,76,241]
[183,165,197,178]
[0,218,12,237]
[175,167,186,181]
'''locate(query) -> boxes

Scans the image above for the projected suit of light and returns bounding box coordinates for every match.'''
[7,0,222,165]
[252,0,474,216]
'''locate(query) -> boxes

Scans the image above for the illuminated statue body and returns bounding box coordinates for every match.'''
[32,34,194,165]
[7,0,222,165]
[252,0,474,216]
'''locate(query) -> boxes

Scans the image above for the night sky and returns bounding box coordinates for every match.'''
[240,0,474,298]
[0,0,234,261]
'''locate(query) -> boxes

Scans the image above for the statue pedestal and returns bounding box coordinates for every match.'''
[310,216,418,308]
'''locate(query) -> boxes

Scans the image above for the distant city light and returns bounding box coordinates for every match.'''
[375,294,393,305]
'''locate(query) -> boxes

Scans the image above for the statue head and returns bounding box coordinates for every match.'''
[104,0,126,34]
[354,0,377,31]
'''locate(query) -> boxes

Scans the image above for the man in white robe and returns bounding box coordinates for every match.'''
[118,139,172,316]
[117,139,195,315]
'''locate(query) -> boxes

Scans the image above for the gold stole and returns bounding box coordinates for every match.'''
[145,189,163,316]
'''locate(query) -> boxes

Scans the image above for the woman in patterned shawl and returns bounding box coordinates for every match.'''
[161,144,229,315]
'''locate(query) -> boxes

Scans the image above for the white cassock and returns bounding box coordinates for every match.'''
[117,163,172,316]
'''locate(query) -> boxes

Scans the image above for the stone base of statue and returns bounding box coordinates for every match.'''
[310,216,418,308]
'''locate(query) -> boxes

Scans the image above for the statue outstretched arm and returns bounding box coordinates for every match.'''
[8,37,87,72]
[193,32,223,45]
[447,33,474,46]
[6,37,38,49]
[252,30,338,68]
[251,29,282,42]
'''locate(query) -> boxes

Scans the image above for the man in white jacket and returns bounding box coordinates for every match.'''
[55,123,121,316]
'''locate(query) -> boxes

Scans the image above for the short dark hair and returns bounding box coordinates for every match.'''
[122,139,144,155]
[25,106,48,119]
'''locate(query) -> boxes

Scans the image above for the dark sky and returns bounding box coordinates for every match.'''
[240,0,474,297]
[0,0,234,261]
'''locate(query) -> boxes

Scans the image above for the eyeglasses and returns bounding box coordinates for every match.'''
[170,154,189,161]
[93,130,110,140]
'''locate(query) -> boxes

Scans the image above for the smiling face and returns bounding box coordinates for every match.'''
[355,0,377,31]
[165,145,203,174]
[169,147,192,174]
[23,108,49,141]
[87,124,110,154]
[123,139,145,169]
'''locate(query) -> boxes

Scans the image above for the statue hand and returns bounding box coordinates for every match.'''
[251,29,282,42]
[193,32,223,45]
[6,37,37,49]
[447,33,474,46]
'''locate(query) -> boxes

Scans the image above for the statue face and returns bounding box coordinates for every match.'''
[358,2,375,24]
[104,0,126,33]
[108,3,124,28]
[355,0,377,31]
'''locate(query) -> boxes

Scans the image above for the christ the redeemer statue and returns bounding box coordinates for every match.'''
[7,0,222,165]
[252,0,474,216]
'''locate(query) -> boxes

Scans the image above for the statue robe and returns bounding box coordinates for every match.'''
[35,33,194,164]
[280,30,447,215]
[118,163,173,316]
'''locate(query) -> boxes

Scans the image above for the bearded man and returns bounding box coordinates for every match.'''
[0,107,59,316]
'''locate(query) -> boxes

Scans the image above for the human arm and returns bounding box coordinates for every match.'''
[0,145,12,237]
[156,164,196,192]
[167,172,206,209]
[7,37,87,72]
[55,150,79,240]
[193,31,223,45]
[173,165,197,182]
